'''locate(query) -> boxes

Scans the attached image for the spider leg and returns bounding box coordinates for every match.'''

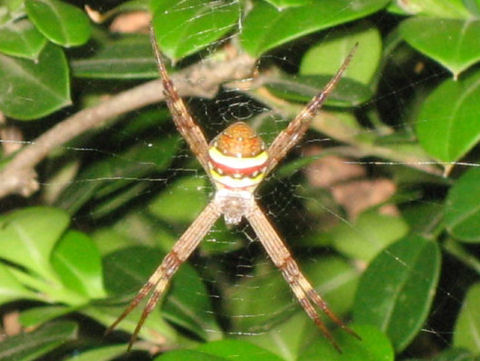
[150,23,211,172]
[105,200,220,349]
[246,201,359,352]
[264,44,358,176]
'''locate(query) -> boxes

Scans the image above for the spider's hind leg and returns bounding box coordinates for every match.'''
[106,201,220,350]
[246,201,359,352]
[281,256,361,346]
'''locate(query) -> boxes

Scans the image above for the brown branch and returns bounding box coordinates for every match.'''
[0,54,255,199]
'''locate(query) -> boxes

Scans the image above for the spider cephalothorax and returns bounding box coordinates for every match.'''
[106,24,359,352]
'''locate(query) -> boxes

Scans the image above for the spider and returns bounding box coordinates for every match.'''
[106,25,359,352]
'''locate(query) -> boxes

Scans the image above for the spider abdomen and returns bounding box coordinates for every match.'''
[208,122,268,190]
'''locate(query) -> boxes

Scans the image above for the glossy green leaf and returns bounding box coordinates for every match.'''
[62,344,129,361]
[265,74,372,107]
[445,168,480,242]
[227,256,357,332]
[92,228,141,256]
[0,19,46,59]
[103,246,220,340]
[154,349,226,361]
[298,324,393,361]
[464,0,480,16]
[0,207,69,282]
[0,321,77,361]
[226,263,292,331]
[402,203,444,237]
[303,257,359,315]
[329,211,409,262]
[149,175,209,224]
[453,283,480,352]
[71,35,158,79]
[240,0,389,56]
[151,0,240,60]
[432,348,478,361]
[200,222,243,254]
[415,68,480,162]
[238,313,310,361]
[51,230,107,298]
[1,0,24,14]
[107,0,150,16]
[354,236,441,351]
[0,42,71,120]
[300,22,382,85]
[396,0,470,18]
[0,262,36,304]
[264,0,311,9]
[232,257,359,361]
[85,301,176,346]
[25,0,91,47]
[400,18,480,78]
[55,135,179,214]
[19,305,74,327]
[198,340,284,361]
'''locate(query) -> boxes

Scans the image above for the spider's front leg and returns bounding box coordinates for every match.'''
[246,201,359,352]
[106,200,220,350]
[149,24,211,173]
[264,44,358,176]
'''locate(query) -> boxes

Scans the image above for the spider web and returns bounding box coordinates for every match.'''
[1,1,479,360]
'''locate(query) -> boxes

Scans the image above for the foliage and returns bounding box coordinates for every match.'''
[0,0,480,360]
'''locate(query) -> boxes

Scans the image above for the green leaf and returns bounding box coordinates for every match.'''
[353,235,441,351]
[71,34,158,79]
[19,305,74,327]
[464,0,480,16]
[445,168,480,242]
[226,263,292,331]
[264,0,312,10]
[400,18,480,78]
[303,257,359,315]
[55,135,179,214]
[151,0,240,60]
[453,283,480,352]
[62,344,130,361]
[0,42,71,120]
[103,246,220,340]
[0,321,77,361]
[231,257,359,361]
[298,324,393,361]
[51,230,107,299]
[396,0,470,18]
[154,349,226,361]
[227,256,357,333]
[198,340,284,361]
[300,22,382,86]
[1,0,24,14]
[0,19,46,59]
[402,203,444,237]
[0,207,70,282]
[329,210,409,262]
[25,0,91,47]
[85,302,176,347]
[433,348,478,361]
[415,68,480,162]
[149,175,209,224]
[0,262,36,304]
[265,74,372,107]
[240,0,389,56]
[237,313,311,361]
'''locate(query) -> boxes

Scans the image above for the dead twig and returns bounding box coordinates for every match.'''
[0,53,255,199]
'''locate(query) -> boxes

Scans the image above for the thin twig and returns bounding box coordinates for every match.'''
[0,54,255,199]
